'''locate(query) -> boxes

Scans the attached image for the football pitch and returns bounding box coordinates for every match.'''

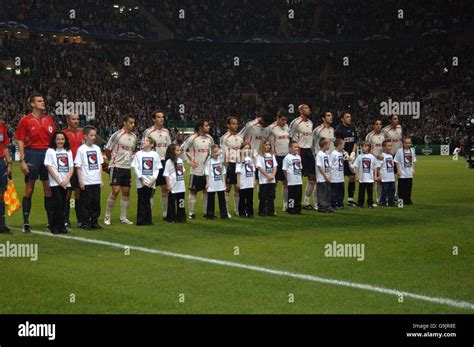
[0,156,472,314]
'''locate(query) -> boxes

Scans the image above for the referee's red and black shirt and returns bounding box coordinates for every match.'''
[63,127,83,159]
[0,123,10,158]
[15,113,55,149]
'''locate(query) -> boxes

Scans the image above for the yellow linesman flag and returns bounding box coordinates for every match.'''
[4,179,21,216]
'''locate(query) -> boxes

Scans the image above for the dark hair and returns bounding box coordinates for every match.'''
[152,110,165,119]
[195,120,208,133]
[28,92,43,106]
[288,140,298,147]
[165,143,180,170]
[226,116,239,124]
[49,131,70,151]
[322,111,332,120]
[277,108,289,118]
[83,125,96,135]
[373,119,382,125]
[340,111,351,120]
[123,115,135,124]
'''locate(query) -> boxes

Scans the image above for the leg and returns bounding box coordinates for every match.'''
[218,191,228,219]
[206,192,215,219]
[105,185,120,222]
[282,181,288,211]
[357,182,365,207]
[247,188,254,217]
[166,192,176,222]
[287,185,295,214]
[303,177,315,207]
[266,183,276,216]
[188,190,197,217]
[388,182,395,205]
[381,182,388,206]
[80,186,92,227]
[91,185,101,225]
[136,188,146,225]
[348,175,356,204]
[120,186,131,222]
[176,192,186,222]
[161,185,169,218]
[367,183,374,207]
[295,185,302,213]
[406,178,413,204]
[42,181,53,229]
[258,184,268,216]
[338,182,345,208]
[233,188,240,216]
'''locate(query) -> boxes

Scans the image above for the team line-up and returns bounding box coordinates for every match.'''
[0,94,416,234]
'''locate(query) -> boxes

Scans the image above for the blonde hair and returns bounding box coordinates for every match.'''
[258,138,272,156]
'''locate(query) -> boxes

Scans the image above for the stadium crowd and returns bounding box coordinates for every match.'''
[1,33,472,146]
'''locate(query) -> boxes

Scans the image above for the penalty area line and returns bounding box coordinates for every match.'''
[22,228,474,310]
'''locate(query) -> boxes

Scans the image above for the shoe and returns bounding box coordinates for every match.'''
[91,223,103,229]
[328,208,336,213]
[120,218,133,225]
[302,204,313,210]
[189,214,196,220]
[347,200,356,207]
[0,226,12,234]
[258,213,266,217]
[372,203,378,207]
[81,224,91,230]
[23,224,31,233]
[227,212,232,218]
[60,228,69,234]
[247,215,254,218]
[368,205,374,209]
[282,203,287,212]
[104,216,111,225]
[65,222,72,230]
[313,205,319,211]
[162,216,167,221]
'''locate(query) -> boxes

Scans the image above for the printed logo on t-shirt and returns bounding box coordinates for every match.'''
[176,163,184,181]
[56,153,69,173]
[142,157,153,175]
[48,126,53,133]
[264,157,274,173]
[212,163,223,181]
[292,159,302,175]
[338,156,344,171]
[86,151,99,170]
[362,158,371,173]
[0,134,3,142]
[403,152,413,168]
[244,162,254,177]
[324,156,330,173]
[386,158,394,172]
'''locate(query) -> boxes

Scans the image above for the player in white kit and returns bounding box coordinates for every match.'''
[220,116,243,217]
[289,104,314,210]
[142,110,172,220]
[180,120,214,219]
[366,119,385,205]
[382,115,403,156]
[267,109,290,211]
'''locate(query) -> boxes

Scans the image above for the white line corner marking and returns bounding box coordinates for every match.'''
[30,230,474,310]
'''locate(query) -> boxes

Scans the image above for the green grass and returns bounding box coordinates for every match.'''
[0,156,473,313]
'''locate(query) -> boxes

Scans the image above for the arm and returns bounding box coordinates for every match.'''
[17,140,29,175]
[76,167,85,190]
[165,176,172,192]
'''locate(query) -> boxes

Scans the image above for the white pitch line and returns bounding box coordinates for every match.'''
[23,229,474,310]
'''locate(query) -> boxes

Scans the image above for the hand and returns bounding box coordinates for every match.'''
[80,182,86,191]
[6,164,12,179]
[167,184,172,191]
[235,184,240,190]
[189,161,198,169]
[205,184,209,190]
[60,181,68,189]
[20,161,29,175]
[326,174,331,182]
[412,169,416,176]
[100,182,104,189]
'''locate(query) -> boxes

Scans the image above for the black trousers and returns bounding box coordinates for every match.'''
[331,182,345,208]
[258,183,276,216]
[80,184,101,226]
[167,192,186,222]
[317,181,331,211]
[381,181,395,206]
[137,186,154,225]
[238,188,254,217]
[397,178,413,204]
[207,190,228,219]
[51,186,68,232]
[357,182,374,207]
[287,184,302,214]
